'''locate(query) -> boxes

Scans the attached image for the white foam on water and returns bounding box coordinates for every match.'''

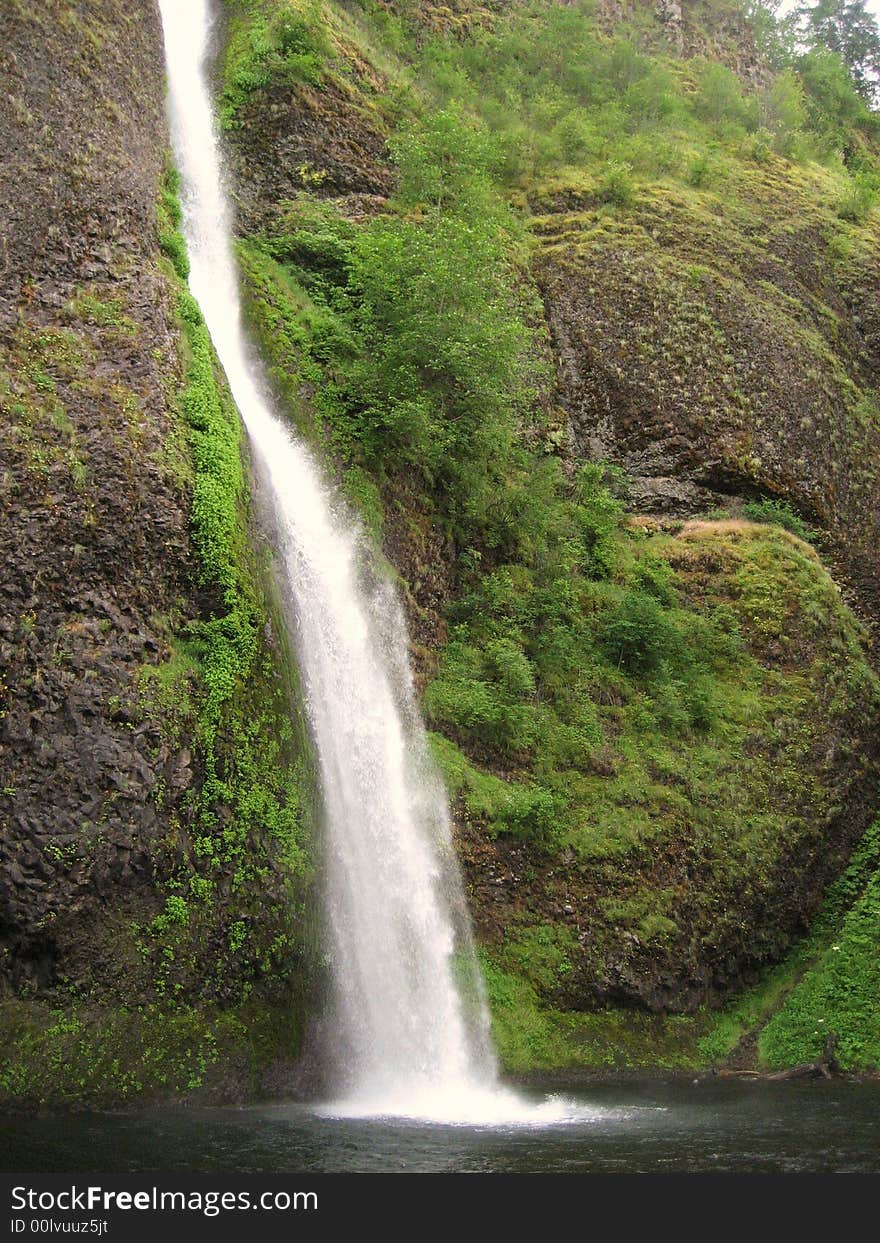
[313,1087,616,1129]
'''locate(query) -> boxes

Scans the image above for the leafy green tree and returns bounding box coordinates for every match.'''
[742,0,801,67]
[797,45,871,143]
[695,62,759,131]
[337,110,544,544]
[760,66,809,151]
[795,0,880,103]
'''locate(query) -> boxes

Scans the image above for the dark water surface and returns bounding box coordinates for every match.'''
[3,1076,879,1174]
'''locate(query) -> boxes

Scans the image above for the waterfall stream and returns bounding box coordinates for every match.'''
[159,0,576,1125]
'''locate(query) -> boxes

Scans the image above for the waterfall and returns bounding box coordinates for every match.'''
[158,0,580,1126]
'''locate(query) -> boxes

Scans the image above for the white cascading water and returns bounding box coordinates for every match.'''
[159,0,579,1125]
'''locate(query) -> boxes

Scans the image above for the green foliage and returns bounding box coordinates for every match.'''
[220,0,329,128]
[836,166,880,219]
[373,0,879,188]
[760,68,810,155]
[430,733,568,844]
[158,168,189,279]
[599,589,685,674]
[597,159,636,207]
[150,895,190,934]
[340,115,542,547]
[795,0,880,105]
[796,46,874,148]
[0,1000,301,1107]
[756,816,880,1069]
[160,283,310,890]
[742,497,816,541]
[696,61,759,133]
[501,923,577,993]
[242,108,547,550]
[687,148,714,187]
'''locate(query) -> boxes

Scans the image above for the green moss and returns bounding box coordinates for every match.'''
[500,922,579,994]
[158,167,190,279]
[236,236,337,452]
[433,521,876,854]
[488,819,880,1074]
[481,953,706,1072]
[0,321,94,487]
[0,999,300,1108]
[97,168,320,1023]
[68,291,138,336]
[754,817,880,1070]
[220,0,330,130]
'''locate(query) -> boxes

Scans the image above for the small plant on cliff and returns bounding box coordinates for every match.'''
[597,160,636,208]
[836,167,880,220]
[220,0,329,128]
[599,590,685,675]
[743,497,815,541]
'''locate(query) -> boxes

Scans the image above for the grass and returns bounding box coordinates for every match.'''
[758,817,880,1070]
[695,815,880,1068]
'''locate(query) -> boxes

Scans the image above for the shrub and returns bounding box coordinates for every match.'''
[836,169,879,221]
[695,62,758,132]
[687,150,712,187]
[743,498,815,542]
[221,2,329,127]
[597,160,635,208]
[599,590,685,675]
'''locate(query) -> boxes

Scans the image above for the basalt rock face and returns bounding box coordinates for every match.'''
[224,77,393,235]
[0,0,191,996]
[597,0,769,85]
[0,3,168,322]
[0,0,309,1059]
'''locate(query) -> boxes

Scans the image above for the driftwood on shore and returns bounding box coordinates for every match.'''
[715,1034,841,1081]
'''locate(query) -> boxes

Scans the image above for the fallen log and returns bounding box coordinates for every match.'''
[712,1034,842,1080]
[765,1033,840,1081]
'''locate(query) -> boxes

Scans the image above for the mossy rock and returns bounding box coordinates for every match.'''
[451,521,880,1018]
[536,167,880,606]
